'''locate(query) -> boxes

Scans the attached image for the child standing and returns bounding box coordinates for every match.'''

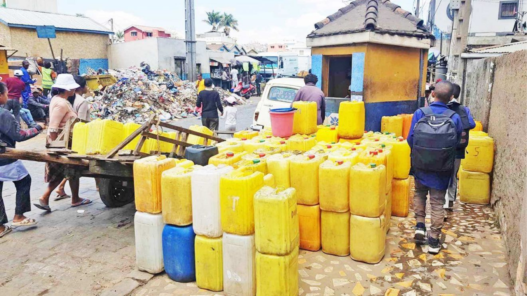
[222,97,238,133]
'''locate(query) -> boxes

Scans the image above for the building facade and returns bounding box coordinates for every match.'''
[123,26,171,42]
[307,0,433,131]
[0,7,112,74]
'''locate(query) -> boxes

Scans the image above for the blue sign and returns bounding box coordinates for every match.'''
[36,26,56,39]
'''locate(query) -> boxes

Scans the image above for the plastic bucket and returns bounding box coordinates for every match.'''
[270,108,297,138]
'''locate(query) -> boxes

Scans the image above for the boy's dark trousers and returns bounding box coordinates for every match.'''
[414,178,446,239]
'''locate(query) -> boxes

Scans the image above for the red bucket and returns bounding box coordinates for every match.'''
[270,108,297,138]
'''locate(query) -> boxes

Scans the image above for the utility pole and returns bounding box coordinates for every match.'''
[447,0,471,86]
[415,0,420,18]
[185,0,197,82]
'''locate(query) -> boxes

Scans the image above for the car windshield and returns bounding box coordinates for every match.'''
[261,56,278,69]
[267,86,298,103]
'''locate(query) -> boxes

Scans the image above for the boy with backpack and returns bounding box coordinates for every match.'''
[445,83,476,211]
[407,81,463,254]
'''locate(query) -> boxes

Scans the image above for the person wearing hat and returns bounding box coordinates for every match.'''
[28,86,50,122]
[0,81,44,237]
[222,96,238,133]
[34,74,92,212]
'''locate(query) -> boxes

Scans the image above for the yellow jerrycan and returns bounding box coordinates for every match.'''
[234,130,258,140]
[256,248,298,296]
[462,135,494,173]
[208,151,247,167]
[298,204,321,251]
[287,134,317,152]
[264,174,275,187]
[86,119,124,155]
[321,211,350,256]
[187,125,213,145]
[71,122,88,155]
[161,166,195,226]
[459,169,490,204]
[474,120,483,131]
[220,168,264,235]
[319,160,351,212]
[316,125,339,143]
[338,101,365,139]
[216,141,244,153]
[392,178,410,217]
[292,101,318,135]
[195,235,223,292]
[133,155,177,214]
[349,214,386,264]
[349,163,386,218]
[385,189,392,233]
[267,153,293,190]
[254,187,299,255]
[390,137,411,179]
[381,116,404,138]
[290,154,324,205]
[123,122,142,151]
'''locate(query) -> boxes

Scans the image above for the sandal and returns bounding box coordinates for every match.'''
[33,200,51,212]
[0,225,12,238]
[54,193,71,201]
[71,198,92,208]
[11,218,38,228]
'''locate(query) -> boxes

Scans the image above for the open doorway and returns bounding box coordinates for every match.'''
[328,56,352,98]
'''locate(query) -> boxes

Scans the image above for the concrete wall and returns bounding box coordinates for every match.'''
[463,50,527,294]
[108,38,211,76]
[108,38,159,70]
[470,0,526,34]
[3,26,108,59]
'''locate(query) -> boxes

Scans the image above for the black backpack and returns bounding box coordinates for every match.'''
[411,107,458,172]
[448,102,471,150]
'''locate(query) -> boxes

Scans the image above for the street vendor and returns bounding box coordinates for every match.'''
[195,74,206,94]
[34,74,92,212]
[293,74,326,125]
[0,81,44,238]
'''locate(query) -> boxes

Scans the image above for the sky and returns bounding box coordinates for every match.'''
[58,0,420,44]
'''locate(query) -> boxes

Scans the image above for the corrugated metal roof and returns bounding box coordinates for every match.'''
[0,8,112,35]
[471,41,527,54]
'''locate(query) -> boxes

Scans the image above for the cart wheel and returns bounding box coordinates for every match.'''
[96,178,135,208]
[244,93,251,100]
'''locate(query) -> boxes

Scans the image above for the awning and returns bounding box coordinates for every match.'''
[210,58,231,66]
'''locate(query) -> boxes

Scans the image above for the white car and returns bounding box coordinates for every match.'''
[251,78,305,130]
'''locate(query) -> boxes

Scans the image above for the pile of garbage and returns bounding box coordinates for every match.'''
[88,67,244,124]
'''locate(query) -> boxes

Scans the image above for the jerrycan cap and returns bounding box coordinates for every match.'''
[326,124,331,127]
[370,163,377,168]
[373,151,379,155]
[311,135,316,137]
[266,136,272,138]
[253,159,261,164]
[241,138,247,141]
[398,137,404,141]
[280,141,286,144]
[226,152,234,157]
[330,126,336,130]
[258,153,266,158]
[327,145,332,149]
[259,139,265,143]
[331,142,336,144]
[351,147,356,151]
[375,139,380,142]
[355,142,361,145]
[379,149,384,153]
[337,160,344,165]
[384,132,390,135]
[308,154,316,159]
[304,137,309,140]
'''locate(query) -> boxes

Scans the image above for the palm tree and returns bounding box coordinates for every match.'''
[112,31,124,43]
[203,11,223,32]
[220,13,239,36]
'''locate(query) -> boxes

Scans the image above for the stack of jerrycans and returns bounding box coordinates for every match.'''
[133,156,177,274]
[290,154,324,251]
[349,162,387,264]
[160,160,198,283]
[191,165,233,292]
[459,132,494,204]
[319,160,351,256]
[220,167,264,295]
[388,137,412,218]
[254,187,299,296]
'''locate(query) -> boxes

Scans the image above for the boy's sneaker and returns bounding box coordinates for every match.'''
[414,222,427,245]
[428,236,442,254]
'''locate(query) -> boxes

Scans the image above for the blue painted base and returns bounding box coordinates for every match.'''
[365,100,417,132]
[201,73,211,79]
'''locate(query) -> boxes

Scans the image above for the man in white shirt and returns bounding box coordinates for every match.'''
[230,68,239,90]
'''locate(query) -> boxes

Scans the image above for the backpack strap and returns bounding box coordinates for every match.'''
[420,107,434,116]
[442,109,456,118]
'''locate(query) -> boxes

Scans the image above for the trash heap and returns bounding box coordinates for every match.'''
[88,67,243,124]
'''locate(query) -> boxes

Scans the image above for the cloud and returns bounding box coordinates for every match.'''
[84,10,147,32]
[297,0,350,11]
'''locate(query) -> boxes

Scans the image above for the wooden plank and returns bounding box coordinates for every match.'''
[158,122,225,143]
[133,135,148,156]
[89,161,134,178]
[143,132,192,148]
[169,131,181,158]
[178,132,189,158]
[0,148,89,166]
[105,117,155,159]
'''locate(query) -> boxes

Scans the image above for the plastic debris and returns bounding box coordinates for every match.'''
[88,67,244,124]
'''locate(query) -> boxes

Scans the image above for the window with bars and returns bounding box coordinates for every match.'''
[146,32,153,37]
[131,31,137,37]
[499,1,518,19]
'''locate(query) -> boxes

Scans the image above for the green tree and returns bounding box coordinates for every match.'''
[220,13,239,37]
[203,10,223,32]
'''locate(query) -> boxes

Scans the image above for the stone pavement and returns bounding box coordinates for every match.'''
[0,106,514,295]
